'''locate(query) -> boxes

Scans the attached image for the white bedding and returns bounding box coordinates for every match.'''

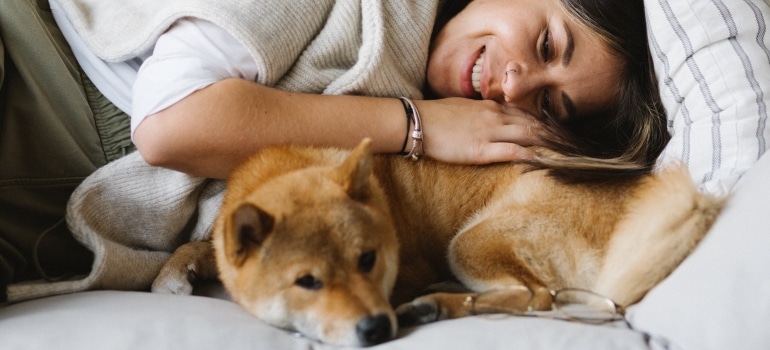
[0,290,649,350]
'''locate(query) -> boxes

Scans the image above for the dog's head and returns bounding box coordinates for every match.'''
[214,140,400,346]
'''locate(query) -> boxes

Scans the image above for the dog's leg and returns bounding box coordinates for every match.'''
[396,219,552,326]
[152,241,218,295]
[395,292,478,326]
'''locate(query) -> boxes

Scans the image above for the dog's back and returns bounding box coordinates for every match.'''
[376,154,722,307]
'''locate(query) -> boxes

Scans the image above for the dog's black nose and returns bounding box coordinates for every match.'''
[356,313,392,346]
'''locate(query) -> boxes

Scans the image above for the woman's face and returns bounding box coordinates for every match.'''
[427,0,622,121]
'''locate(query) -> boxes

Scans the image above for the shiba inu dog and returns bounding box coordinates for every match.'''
[152,139,723,347]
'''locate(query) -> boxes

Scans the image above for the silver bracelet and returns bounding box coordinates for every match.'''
[398,97,424,161]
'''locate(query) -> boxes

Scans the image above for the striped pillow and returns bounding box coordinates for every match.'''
[647,0,770,194]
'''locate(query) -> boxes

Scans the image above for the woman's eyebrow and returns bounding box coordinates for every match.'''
[559,22,576,120]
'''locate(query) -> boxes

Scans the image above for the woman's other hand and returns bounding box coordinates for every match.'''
[415,98,548,164]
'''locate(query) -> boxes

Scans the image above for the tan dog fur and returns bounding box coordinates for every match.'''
[152,139,723,346]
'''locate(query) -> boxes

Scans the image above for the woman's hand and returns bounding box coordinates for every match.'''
[414,98,548,164]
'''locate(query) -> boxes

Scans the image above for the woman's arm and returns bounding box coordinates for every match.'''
[134,78,543,179]
[134,78,404,179]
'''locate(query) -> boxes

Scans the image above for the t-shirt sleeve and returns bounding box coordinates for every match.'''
[130,18,258,138]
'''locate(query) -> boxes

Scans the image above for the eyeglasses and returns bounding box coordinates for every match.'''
[463,286,627,325]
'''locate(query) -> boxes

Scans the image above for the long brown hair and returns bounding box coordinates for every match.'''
[537,0,669,180]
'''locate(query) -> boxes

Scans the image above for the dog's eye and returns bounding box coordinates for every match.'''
[358,250,377,273]
[295,274,323,290]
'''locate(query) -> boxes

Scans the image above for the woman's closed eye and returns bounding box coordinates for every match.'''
[541,29,552,63]
[541,90,553,117]
[540,29,555,118]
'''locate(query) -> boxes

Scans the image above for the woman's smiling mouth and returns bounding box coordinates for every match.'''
[472,51,484,94]
[462,47,485,98]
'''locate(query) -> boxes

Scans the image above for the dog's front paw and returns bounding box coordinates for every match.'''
[395,297,441,327]
[151,264,195,295]
[151,241,217,295]
[396,292,473,327]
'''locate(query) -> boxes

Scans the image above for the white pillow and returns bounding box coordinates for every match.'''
[649,0,770,195]
[629,146,770,350]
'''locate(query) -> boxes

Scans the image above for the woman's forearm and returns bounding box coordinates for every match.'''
[133,78,407,179]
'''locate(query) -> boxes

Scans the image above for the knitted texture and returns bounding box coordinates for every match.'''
[54,0,437,98]
[7,0,438,302]
[7,153,226,301]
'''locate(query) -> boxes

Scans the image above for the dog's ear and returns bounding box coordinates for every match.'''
[335,138,373,201]
[225,203,274,267]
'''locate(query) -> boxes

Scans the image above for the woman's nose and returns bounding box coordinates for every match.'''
[501,62,540,106]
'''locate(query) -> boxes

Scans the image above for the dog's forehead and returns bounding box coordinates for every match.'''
[253,166,344,202]
[250,165,380,219]
[281,201,380,243]
[255,208,377,273]
[258,198,388,260]
[243,164,393,256]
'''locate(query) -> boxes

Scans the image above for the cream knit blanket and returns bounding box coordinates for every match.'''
[53,0,435,96]
[8,0,437,302]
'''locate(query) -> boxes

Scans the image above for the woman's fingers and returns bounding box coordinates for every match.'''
[487,123,537,146]
[476,142,537,163]
[417,98,557,164]
[496,107,550,143]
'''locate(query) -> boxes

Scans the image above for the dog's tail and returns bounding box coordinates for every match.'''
[593,162,725,307]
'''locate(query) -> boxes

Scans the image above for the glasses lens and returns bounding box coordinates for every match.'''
[552,289,620,323]
[471,286,534,315]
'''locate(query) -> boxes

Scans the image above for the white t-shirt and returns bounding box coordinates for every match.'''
[50,0,258,139]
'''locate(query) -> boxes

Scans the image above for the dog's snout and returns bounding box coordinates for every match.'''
[356,313,392,346]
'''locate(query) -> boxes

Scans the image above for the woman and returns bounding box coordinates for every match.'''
[0,0,665,298]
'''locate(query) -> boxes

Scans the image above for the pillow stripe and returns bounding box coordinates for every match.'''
[647,24,693,165]
[715,0,770,158]
[659,0,724,182]
[744,0,770,156]
[745,0,770,64]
